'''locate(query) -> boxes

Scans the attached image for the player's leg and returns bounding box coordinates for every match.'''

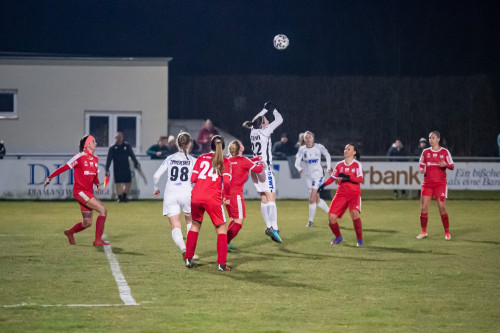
[307,184,317,227]
[349,203,363,247]
[64,209,92,245]
[329,195,347,244]
[207,204,231,271]
[85,197,109,246]
[185,203,203,266]
[227,195,244,245]
[165,197,186,253]
[264,191,281,243]
[417,186,432,239]
[435,185,451,240]
[168,213,186,252]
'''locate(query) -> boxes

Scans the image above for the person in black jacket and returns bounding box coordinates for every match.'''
[387,139,407,199]
[272,133,296,160]
[0,140,5,159]
[105,132,141,202]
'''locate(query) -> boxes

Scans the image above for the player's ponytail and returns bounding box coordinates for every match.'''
[177,132,192,159]
[228,140,241,157]
[347,143,361,161]
[242,116,264,129]
[211,135,225,176]
[79,135,90,152]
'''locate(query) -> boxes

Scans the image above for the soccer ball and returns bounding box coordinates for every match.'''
[273,34,289,50]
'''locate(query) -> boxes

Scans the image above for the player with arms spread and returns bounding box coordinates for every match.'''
[242,101,283,243]
[153,132,198,259]
[226,140,264,251]
[295,131,332,228]
[44,135,109,246]
[184,135,232,271]
[416,130,454,240]
[318,143,364,247]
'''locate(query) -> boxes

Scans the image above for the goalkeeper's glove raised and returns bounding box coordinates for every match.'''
[263,101,274,112]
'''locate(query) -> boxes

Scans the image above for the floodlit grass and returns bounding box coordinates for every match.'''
[0,197,499,332]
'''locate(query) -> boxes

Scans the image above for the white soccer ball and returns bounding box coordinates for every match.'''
[273,34,289,50]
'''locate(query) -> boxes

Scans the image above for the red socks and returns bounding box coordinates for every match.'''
[353,218,363,241]
[70,222,86,234]
[217,234,228,265]
[95,215,106,241]
[227,221,242,244]
[441,213,450,233]
[185,230,199,260]
[420,213,428,232]
[329,222,341,238]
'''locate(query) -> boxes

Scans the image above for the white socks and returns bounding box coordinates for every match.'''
[171,228,186,252]
[309,203,317,222]
[261,202,272,228]
[317,199,329,213]
[186,223,192,234]
[267,202,278,230]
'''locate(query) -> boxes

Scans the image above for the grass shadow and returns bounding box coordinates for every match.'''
[366,245,454,255]
[110,247,146,256]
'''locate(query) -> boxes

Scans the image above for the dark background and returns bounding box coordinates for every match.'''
[1,0,499,156]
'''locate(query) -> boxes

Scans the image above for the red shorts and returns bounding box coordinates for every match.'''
[73,190,94,212]
[421,183,447,201]
[227,194,246,220]
[191,202,226,227]
[328,192,361,219]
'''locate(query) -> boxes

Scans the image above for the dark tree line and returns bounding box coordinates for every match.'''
[170,74,498,156]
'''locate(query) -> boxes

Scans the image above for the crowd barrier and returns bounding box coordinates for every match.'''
[0,156,499,200]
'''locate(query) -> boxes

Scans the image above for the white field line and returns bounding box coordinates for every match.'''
[102,236,137,306]
[1,235,138,308]
[2,303,129,308]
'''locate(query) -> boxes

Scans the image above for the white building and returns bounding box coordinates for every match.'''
[0,56,171,155]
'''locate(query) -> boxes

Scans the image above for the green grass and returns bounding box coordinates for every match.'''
[0,198,499,332]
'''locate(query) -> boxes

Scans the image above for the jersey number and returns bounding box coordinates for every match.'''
[170,166,189,181]
[252,142,262,156]
[198,161,218,181]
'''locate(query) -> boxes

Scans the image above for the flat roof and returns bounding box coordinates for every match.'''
[0,56,172,67]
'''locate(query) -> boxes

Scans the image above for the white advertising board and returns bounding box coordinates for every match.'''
[0,158,499,200]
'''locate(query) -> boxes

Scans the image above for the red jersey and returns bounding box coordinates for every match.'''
[49,150,100,193]
[325,159,363,195]
[419,147,454,185]
[190,153,231,204]
[228,156,263,195]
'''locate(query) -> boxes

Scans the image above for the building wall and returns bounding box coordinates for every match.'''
[0,58,170,154]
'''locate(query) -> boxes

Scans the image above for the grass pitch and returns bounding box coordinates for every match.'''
[0,197,499,332]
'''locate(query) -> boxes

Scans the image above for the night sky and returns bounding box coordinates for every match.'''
[0,0,498,77]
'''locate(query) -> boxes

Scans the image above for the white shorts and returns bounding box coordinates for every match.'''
[163,193,191,217]
[251,167,276,193]
[306,175,325,191]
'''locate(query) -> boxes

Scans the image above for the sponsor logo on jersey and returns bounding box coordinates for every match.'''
[306,159,319,164]
[84,161,88,166]
[84,171,97,175]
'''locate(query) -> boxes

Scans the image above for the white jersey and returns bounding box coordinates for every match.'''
[250,109,283,166]
[295,143,332,179]
[153,152,196,194]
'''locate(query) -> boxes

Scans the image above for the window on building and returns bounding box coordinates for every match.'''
[85,111,142,154]
[0,89,18,119]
